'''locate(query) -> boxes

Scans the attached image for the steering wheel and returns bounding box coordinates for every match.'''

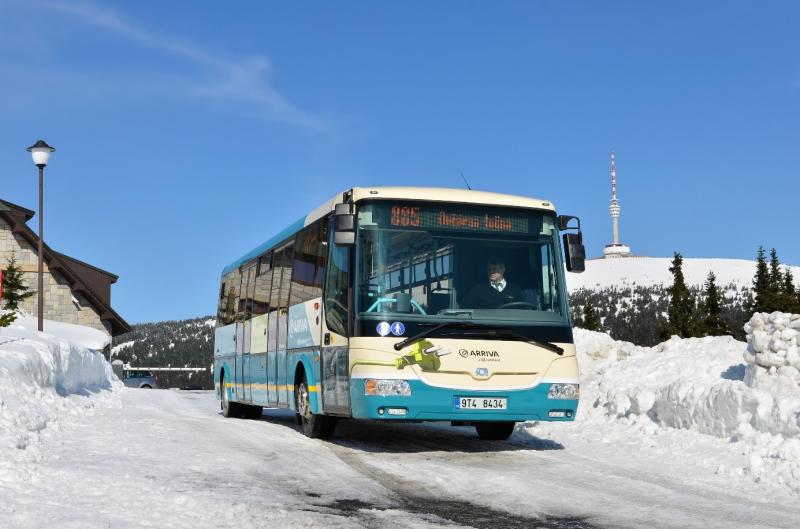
[496,301,539,310]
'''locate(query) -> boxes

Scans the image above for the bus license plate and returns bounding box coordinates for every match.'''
[454,397,507,410]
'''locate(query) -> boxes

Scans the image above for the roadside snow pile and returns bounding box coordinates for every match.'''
[570,313,800,492]
[0,318,119,483]
[744,312,800,385]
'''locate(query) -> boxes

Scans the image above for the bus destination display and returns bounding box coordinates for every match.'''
[388,205,529,234]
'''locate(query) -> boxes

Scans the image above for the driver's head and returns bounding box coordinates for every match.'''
[487,259,506,283]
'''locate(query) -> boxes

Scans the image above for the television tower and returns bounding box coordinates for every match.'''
[603,151,631,257]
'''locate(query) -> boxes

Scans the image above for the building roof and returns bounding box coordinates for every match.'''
[0,199,130,336]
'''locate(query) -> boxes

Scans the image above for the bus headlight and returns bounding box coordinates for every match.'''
[548,383,579,400]
[365,379,412,397]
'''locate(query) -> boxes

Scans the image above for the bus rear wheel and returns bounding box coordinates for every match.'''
[475,421,515,440]
[221,373,242,418]
[295,375,336,439]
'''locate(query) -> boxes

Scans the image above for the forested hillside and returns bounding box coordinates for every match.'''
[569,283,752,346]
[111,316,215,389]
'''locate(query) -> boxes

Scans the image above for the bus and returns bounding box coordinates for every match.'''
[214,187,585,440]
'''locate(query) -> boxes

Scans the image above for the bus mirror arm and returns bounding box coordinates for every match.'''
[559,215,586,274]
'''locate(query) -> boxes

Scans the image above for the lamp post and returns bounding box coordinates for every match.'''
[26,140,55,332]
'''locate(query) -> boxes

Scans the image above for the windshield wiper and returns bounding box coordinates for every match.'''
[393,321,479,351]
[393,322,564,355]
[449,327,564,355]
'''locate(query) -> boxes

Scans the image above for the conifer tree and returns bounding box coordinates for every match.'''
[751,246,771,313]
[796,283,800,314]
[768,248,783,311]
[783,268,798,314]
[0,252,36,327]
[699,271,728,336]
[661,252,696,339]
[583,297,601,331]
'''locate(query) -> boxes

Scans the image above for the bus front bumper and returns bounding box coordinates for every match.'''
[349,379,578,422]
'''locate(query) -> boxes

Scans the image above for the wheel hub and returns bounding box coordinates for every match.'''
[297,383,311,419]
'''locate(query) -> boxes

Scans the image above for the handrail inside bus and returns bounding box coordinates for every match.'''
[366,297,427,315]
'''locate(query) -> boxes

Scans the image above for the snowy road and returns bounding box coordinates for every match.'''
[4,389,799,529]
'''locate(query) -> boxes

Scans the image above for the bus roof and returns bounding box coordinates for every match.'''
[221,187,555,276]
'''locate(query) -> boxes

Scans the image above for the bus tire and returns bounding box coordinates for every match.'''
[221,372,242,418]
[475,421,515,440]
[295,375,336,439]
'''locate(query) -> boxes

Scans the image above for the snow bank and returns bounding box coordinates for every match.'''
[0,319,118,483]
[744,312,800,384]
[571,316,800,492]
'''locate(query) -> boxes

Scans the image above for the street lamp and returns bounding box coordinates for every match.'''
[26,140,55,332]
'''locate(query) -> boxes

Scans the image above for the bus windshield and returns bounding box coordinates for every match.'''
[355,201,569,334]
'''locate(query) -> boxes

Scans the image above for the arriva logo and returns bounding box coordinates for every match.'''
[289,318,309,336]
[458,349,499,358]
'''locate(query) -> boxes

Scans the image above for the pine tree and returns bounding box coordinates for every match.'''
[767,248,784,311]
[661,252,697,339]
[751,246,771,313]
[583,297,601,331]
[796,283,800,314]
[783,268,798,314]
[698,271,728,336]
[0,252,36,327]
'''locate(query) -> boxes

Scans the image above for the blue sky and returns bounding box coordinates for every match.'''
[0,1,798,324]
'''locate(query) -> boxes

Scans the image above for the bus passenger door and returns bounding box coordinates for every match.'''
[235,322,246,400]
[321,229,351,415]
[234,273,246,401]
[275,245,293,408]
[268,245,291,407]
[241,264,255,403]
[266,311,278,406]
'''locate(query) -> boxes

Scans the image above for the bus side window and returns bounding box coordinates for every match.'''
[216,280,226,326]
[218,269,240,326]
[277,244,294,351]
[290,219,328,306]
[242,263,256,320]
[253,253,273,317]
[324,219,349,337]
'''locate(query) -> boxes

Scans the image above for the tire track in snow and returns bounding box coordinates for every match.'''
[325,427,599,529]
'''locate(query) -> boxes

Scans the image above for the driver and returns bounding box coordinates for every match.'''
[462,259,523,309]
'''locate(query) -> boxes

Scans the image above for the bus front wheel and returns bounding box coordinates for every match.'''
[475,421,515,440]
[295,375,336,439]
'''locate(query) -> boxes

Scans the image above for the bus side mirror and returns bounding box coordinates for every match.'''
[563,233,586,273]
[334,203,355,247]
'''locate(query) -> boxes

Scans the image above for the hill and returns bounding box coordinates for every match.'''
[568,256,800,346]
[568,257,799,292]
[111,316,215,389]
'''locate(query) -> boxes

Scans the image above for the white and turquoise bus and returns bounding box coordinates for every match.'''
[214,187,585,440]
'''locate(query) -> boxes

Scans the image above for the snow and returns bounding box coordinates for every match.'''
[7,314,112,351]
[569,256,800,292]
[3,310,800,528]
[0,317,118,490]
[530,313,800,495]
[111,339,135,356]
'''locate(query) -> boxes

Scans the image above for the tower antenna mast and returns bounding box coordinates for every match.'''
[603,150,631,258]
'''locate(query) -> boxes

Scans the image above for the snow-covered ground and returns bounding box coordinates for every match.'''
[0,316,118,486]
[569,256,800,291]
[2,314,800,528]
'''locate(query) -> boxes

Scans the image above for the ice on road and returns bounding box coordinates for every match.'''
[2,389,799,529]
